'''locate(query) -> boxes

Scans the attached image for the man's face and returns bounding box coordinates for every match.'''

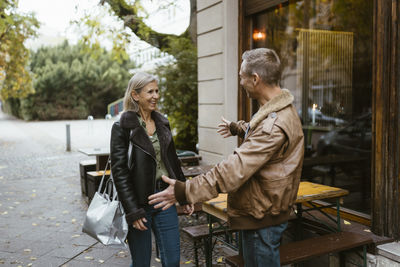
[239,61,256,98]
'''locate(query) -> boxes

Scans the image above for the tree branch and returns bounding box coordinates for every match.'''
[102,0,191,52]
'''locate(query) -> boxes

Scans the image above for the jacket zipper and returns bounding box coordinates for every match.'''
[133,143,157,192]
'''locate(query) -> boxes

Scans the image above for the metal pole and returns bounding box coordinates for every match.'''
[66,124,71,152]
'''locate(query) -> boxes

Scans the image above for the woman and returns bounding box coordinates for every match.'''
[110,72,194,267]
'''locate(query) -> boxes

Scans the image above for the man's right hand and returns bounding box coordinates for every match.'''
[133,217,147,231]
[217,116,232,138]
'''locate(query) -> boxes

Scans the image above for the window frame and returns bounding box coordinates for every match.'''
[238,0,400,238]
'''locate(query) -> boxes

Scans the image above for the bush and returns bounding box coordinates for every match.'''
[156,37,198,151]
[9,41,134,120]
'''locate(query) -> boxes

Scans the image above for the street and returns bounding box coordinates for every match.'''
[0,111,141,266]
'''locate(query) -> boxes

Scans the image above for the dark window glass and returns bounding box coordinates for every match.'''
[251,0,373,214]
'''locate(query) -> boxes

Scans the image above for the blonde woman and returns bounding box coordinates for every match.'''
[110,72,193,267]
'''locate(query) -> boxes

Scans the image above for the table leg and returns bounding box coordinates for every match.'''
[205,214,212,267]
[239,231,243,256]
[363,245,367,267]
[336,199,341,232]
[296,203,303,240]
[96,155,109,171]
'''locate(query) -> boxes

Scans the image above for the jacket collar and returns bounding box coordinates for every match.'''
[249,89,294,130]
[119,110,170,129]
[119,111,171,159]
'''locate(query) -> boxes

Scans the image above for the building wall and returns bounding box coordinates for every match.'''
[197,0,239,165]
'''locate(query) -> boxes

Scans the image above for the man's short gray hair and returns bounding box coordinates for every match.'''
[242,48,281,86]
[123,72,158,112]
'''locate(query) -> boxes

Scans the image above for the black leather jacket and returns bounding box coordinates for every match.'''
[110,111,185,225]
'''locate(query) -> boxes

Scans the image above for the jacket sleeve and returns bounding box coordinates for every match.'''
[175,122,287,205]
[110,122,145,225]
[229,120,249,138]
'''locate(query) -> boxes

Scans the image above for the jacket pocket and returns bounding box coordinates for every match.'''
[264,178,292,215]
[228,186,252,211]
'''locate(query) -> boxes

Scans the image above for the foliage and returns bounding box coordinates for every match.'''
[102,0,198,150]
[0,0,39,100]
[73,0,198,149]
[70,4,131,64]
[156,37,197,151]
[15,41,134,120]
[101,0,186,54]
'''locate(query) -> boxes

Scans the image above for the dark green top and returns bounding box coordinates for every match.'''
[138,116,169,181]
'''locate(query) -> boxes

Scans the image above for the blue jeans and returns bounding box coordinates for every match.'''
[241,222,288,267]
[127,204,180,267]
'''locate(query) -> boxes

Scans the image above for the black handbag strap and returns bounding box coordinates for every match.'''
[98,129,133,200]
[96,161,119,201]
[97,158,110,195]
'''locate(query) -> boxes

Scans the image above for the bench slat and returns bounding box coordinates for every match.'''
[280,231,372,265]
[182,224,232,239]
[226,231,373,267]
[225,255,244,267]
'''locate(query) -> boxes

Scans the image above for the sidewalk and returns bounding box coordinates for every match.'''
[0,112,196,266]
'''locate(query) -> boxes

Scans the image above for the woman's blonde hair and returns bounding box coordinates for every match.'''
[122,72,157,112]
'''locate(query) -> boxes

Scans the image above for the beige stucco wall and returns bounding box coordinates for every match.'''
[197,0,239,165]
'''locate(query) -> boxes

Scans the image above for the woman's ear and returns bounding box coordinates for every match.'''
[131,91,139,102]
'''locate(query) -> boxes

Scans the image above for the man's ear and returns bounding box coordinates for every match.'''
[253,73,260,86]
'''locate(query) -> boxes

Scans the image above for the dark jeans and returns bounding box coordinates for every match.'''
[241,222,288,267]
[127,204,180,267]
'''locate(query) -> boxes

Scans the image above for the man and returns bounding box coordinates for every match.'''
[149,48,304,267]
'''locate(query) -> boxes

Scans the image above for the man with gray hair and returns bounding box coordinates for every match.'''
[149,48,304,267]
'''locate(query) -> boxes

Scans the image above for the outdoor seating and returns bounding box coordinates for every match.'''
[182,224,236,267]
[86,170,111,202]
[226,231,373,267]
[200,182,351,266]
[79,159,96,196]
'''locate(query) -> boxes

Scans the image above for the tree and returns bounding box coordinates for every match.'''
[19,41,134,120]
[156,37,197,151]
[99,0,198,151]
[0,0,39,100]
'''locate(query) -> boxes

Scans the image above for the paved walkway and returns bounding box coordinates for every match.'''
[0,111,196,266]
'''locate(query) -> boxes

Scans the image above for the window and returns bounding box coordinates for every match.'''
[246,0,373,214]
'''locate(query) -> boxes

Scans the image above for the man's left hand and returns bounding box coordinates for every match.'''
[148,175,177,210]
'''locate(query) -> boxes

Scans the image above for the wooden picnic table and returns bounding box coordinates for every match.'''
[79,148,204,172]
[203,181,349,225]
[78,147,110,171]
[201,181,349,267]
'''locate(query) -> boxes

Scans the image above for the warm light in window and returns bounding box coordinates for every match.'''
[253,30,266,41]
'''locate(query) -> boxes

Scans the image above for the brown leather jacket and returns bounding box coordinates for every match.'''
[175,89,304,230]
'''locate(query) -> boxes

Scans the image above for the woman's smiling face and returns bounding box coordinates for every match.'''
[133,81,159,113]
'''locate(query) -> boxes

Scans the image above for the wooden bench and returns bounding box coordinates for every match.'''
[226,231,373,267]
[79,159,96,196]
[86,170,111,203]
[179,155,202,166]
[182,223,235,267]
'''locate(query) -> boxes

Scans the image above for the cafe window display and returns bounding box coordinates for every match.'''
[245,0,373,214]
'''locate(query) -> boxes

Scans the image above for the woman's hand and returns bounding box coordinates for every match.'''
[217,116,232,138]
[183,204,194,216]
[132,217,148,231]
